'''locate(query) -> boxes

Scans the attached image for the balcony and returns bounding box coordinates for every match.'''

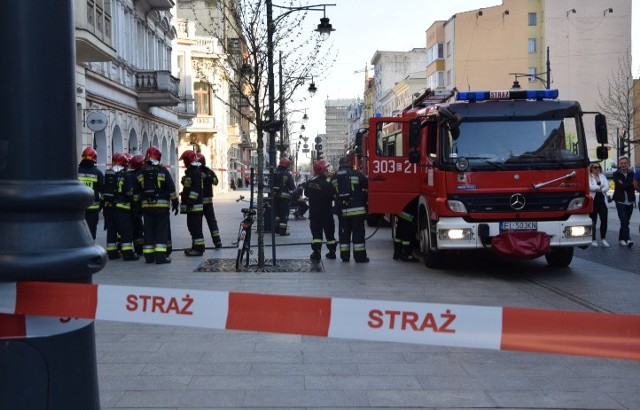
[75,0,117,62]
[175,95,196,118]
[134,0,175,12]
[135,70,181,107]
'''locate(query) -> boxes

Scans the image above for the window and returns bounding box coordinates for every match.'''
[528,67,537,82]
[194,82,210,115]
[446,70,452,86]
[528,12,537,26]
[446,41,451,57]
[528,38,537,54]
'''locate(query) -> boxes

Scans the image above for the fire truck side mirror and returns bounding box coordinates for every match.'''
[595,114,608,144]
[409,149,420,164]
[409,119,421,147]
[355,131,363,154]
[596,146,608,160]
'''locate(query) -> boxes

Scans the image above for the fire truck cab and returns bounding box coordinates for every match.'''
[361,89,609,268]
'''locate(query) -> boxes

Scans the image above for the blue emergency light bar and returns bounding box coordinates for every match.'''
[457,89,559,101]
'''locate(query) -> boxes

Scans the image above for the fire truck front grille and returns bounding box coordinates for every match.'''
[449,191,583,213]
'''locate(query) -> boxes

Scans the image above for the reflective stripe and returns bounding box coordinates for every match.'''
[342,207,366,216]
[116,203,131,210]
[398,211,414,222]
[353,243,366,251]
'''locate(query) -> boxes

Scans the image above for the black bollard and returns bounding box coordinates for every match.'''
[0,1,106,409]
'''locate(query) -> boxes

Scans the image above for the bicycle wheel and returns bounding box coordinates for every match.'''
[235,248,245,271]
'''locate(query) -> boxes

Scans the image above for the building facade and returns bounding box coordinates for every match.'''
[75,0,181,181]
[324,98,357,166]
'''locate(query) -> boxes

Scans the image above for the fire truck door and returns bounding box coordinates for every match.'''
[367,119,421,214]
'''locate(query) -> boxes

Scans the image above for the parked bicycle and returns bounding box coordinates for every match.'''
[235,195,256,271]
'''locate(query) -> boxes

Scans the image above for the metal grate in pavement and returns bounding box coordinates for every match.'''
[195,258,324,273]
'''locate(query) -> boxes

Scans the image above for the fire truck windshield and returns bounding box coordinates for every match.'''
[442,116,586,170]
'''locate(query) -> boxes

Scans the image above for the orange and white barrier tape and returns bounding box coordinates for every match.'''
[1,281,639,361]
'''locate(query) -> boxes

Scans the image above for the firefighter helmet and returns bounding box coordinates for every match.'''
[112,152,129,167]
[279,158,291,168]
[130,154,145,171]
[81,147,97,162]
[145,146,162,162]
[196,152,206,166]
[180,150,197,165]
[313,159,327,175]
[123,152,133,162]
[339,156,350,167]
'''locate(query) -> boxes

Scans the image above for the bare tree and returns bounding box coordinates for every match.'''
[181,0,336,268]
[597,51,639,158]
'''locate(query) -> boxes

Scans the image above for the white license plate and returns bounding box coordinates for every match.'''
[500,221,537,231]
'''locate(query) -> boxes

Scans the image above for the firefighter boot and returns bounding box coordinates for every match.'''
[107,249,121,260]
[325,242,337,259]
[310,242,322,261]
[340,244,350,262]
[393,240,402,260]
[278,223,289,236]
[184,248,204,257]
[155,253,171,264]
[400,245,419,263]
[212,232,222,248]
[122,250,140,261]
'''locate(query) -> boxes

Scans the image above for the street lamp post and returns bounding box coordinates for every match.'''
[265,0,335,264]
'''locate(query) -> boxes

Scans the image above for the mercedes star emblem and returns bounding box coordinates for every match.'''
[509,193,526,211]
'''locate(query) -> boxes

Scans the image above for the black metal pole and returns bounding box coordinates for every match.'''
[546,46,551,90]
[0,1,105,408]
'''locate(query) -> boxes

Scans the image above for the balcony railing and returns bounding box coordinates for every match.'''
[135,70,181,106]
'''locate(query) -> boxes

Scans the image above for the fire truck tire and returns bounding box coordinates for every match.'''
[420,225,443,269]
[544,247,574,268]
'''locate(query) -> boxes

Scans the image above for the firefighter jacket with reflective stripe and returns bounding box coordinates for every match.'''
[135,164,178,209]
[114,169,136,211]
[331,166,368,217]
[273,165,295,199]
[201,165,218,204]
[181,165,203,213]
[78,160,103,211]
[304,176,334,219]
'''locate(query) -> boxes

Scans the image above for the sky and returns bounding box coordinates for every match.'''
[291,0,639,137]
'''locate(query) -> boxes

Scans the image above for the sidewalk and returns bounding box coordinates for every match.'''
[93,189,639,409]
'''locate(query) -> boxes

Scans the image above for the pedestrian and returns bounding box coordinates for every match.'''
[129,154,146,255]
[102,154,121,259]
[77,147,104,241]
[588,162,609,247]
[331,156,369,263]
[197,152,222,248]
[393,198,419,262]
[612,155,635,248]
[292,183,309,220]
[273,157,296,235]
[137,146,179,264]
[305,160,337,260]
[111,152,139,261]
[180,150,205,256]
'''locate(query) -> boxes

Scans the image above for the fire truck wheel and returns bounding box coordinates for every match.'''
[544,246,574,268]
[420,225,443,269]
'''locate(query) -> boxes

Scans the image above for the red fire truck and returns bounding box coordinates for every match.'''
[352,88,609,268]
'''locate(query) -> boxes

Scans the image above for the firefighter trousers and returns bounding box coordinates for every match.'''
[338,214,367,262]
[84,209,99,241]
[142,208,170,263]
[186,211,205,252]
[203,202,221,245]
[310,213,336,252]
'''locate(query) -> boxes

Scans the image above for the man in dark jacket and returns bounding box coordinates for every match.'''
[331,156,369,263]
[77,147,103,241]
[612,155,635,248]
[305,160,336,260]
[180,150,205,256]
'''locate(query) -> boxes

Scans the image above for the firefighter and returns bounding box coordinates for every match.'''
[331,156,369,263]
[138,146,179,264]
[393,199,419,262]
[103,153,120,259]
[180,150,205,256]
[77,147,104,241]
[111,152,139,261]
[305,160,337,260]
[197,152,222,248]
[129,154,145,255]
[273,157,296,235]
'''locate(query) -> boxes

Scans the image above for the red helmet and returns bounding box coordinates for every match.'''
[279,158,291,168]
[130,154,145,171]
[196,152,206,166]
[123,153,133,161]
[112,152,129,167]
[81,147,97,162]
[180,150,197,165]
[313,159,327,175]
[145,146,162,162]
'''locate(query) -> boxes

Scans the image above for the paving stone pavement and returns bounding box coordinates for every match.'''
[93,187,640,409]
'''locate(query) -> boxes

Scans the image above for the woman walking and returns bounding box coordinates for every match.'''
[589,163,609,247]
